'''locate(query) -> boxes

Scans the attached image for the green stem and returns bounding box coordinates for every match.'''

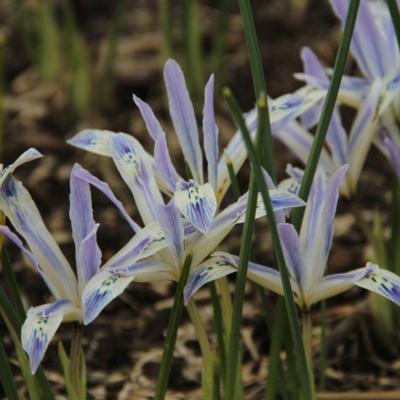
[159,0,173,61]
[1,248,26,321]
[226,157,242,199]
[238,0,275,181]
[0,336,21,400]
[69,325,86,400]
[187,301,215,398]
[318,301,327,392]
[224,89,314,399]
[291,0,360,230]
[154,254,193,400]
[302,310,313,373]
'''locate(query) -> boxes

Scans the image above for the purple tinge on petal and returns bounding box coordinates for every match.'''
[382,134,400,178]
[133,94,179,192]
[355,263,400,306]
[174,180,217,233]
[71,164,140,232]
[330,0,390,78]
[183,256,236,305]
[82,270,134,325]
[203,74,219,190]
[0,177,78,302]
[67,129,116,156]
[0,148,43,187]
[164,59,203,183]
[278,223,304,286]
[70,164,102,287]
[22,300,72,374]
[156,199,184,264]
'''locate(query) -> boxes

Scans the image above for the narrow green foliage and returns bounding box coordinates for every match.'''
[154,254,193,400]
[181,0,203,98]
[2,249,26,321]
[159,0,174,61]
[291,0,360,230]
[0,337,21,400]
[224,89,314,399]
[213,0,231,80]
[226,157,241,199]
[238,0,275,181]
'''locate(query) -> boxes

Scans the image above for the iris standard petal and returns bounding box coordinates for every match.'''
[203,74,219,191]
[69,164,102,289]
[133,94,180,192]
[156,199,184,265]
[164,59,204,183]
[70,164,140,232]
[0,177,78,302]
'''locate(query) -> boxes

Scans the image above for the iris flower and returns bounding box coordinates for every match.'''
[287,0,400,190]
[68,59,309,297]
[0,149,169,373]
[185,165,400,309]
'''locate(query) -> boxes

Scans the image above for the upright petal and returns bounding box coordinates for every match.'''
[156,199,184,265]
[203,74,219,190]
[174,180,217,233]
[110,133,164,225]
[22,300,79,373]
[133,94,180,192]
[164,59,203,183]
[0,177,78,302]
[299,167,348,289]
[348,81,381,192]
[184,255,236,305]
[69,164,102,290]
[278,223,304,287]
[70,164,140,232]
[330,0,391,78]
[0,148,43,186]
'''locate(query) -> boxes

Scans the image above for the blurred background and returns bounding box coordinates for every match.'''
[1,1,397,399]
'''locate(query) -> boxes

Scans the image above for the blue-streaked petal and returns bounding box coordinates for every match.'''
[355,263,400,306]
[174,180,217,233]
[156,199,184,265]
[330,0,391,78]
[69,164,101,289]
[278,223,304,286]
[183,255,236,305]
[203,74,219,190]
[67,129,115,156]
[103,222,167,270]
[110,133,164,225]
[22,300,79,373]
[348,80,381,192]
[164,59,203,183]
[109,259,176,283]
[307,266,372,306]
[0,148,43,186]
[71,164,140,232]
[82,271,134,325]
[214,252,288,297]
[382,133,400,178]
[133,94,180,192]
[0,177,78,302]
